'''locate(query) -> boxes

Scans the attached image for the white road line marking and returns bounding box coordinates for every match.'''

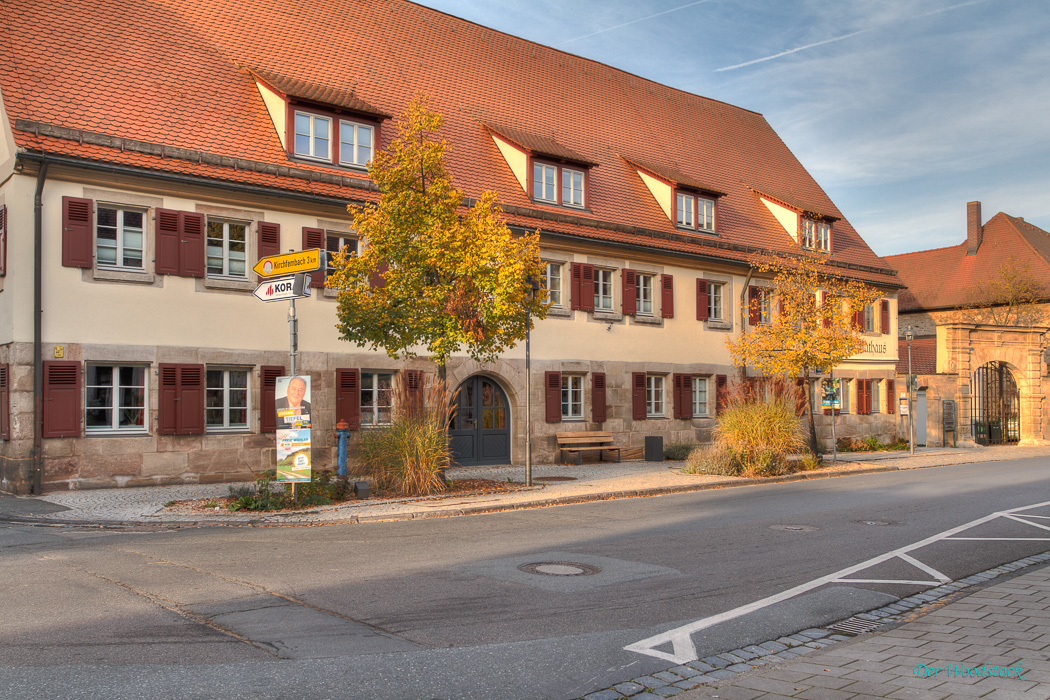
[1004,514,1050,532]
[898,552,951,582]
[832,578,943,585]
[946,537,1050,541]
[624,499,1050,663]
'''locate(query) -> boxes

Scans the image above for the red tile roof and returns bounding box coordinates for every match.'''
[622,157,726,197]
[896,337,937,375]
[1,0,898,286]
[887,214,1050,311]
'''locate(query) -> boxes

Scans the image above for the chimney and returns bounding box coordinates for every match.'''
[966,200,983,255]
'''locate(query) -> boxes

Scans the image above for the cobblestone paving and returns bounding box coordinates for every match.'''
[579,553,1050,699]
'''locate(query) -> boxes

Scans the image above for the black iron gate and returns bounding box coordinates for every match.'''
[972,362,1020,445]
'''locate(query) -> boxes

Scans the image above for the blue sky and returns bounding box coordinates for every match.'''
[413,0,1049,258]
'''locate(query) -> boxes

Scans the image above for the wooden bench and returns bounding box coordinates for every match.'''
[555,431,622,465]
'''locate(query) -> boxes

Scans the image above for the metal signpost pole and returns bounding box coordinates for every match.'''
[907,325,914,456]
[830,371,837,462]
[524,278,539,487]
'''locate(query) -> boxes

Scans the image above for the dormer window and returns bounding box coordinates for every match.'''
[675,190,716,232]
[532,160,586,208]
[294,112,331,160]
[801,218,831,252]
[339,121,374,167]
[293,109,375,168]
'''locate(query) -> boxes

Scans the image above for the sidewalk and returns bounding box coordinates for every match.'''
[2,443,1048,526]
[667,559,1050,700]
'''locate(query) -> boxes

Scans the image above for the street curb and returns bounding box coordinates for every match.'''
[0,463,899,528]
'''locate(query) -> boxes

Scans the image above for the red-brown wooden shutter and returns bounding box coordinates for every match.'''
[580,264,595,312]
[177,364,205,434]
[42,361,80,438]
[302,227,325,288]
[592,372,606,422]
[0,364,9,440]
[621,269,637,316]
[570,263,582,310]
[179,212,205,278]
[887,379,895,414]
[715,374,728,415]
[545,371,562,423]
[660,274,674,318]
[632,372,647,420]
[852,307,864,331]
[696,279,709,321]
[155,209,181,275]
[672,373,686,419]
[779,298,786,317]
[257,222,281,282]
[260,365,285,433]
[336,368,360,429]
[405,369,424,417]
[61,196,93,269]
[369,260,389,289]
[880,300,890,334]
[158,364,178,435]
[748,286,760,325]
[821,292,832,329]
[0,204,7,277]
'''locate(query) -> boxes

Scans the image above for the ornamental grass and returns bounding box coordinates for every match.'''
[355,372,454,497]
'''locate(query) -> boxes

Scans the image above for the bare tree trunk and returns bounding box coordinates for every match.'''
[805,369,820,457]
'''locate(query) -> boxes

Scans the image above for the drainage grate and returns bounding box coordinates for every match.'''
[518,561,601,576]
[827,617,884,636]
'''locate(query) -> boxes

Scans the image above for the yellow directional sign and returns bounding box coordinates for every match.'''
[253,249,322,278]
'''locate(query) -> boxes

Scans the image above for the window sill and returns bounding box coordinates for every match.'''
[546,306,573,318]
[86,431,150,438]
[561,417,585,422]
[206,428,251,435]
[675,225,719,236]
[204,277,254,292]
[632,315,664,327]
[529,199,593,214]
[591,311,623,323]
[706,320,732,331]
[94,268,155,284]
[289,154,371,173]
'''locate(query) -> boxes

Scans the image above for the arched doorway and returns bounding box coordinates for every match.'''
[972,361,1020,445]
[449,375,511,465]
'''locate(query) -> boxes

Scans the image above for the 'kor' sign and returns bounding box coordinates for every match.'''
[252,275,310,302]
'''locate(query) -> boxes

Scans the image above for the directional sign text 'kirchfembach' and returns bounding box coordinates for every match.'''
[253,249,321,278]
[253,275,311,303]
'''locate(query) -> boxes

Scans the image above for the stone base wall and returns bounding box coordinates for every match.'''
[1,340,902,492]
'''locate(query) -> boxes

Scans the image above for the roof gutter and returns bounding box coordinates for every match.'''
[32,162,48,495]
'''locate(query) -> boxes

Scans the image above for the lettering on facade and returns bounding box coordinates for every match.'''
[864,341,887,354]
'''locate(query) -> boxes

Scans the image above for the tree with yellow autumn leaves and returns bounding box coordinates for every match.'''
[327,97,549,379]
[725,253,883,455]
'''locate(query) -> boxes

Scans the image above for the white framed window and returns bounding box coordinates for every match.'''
[759,290,772,325]
[361,371,393,426]
[205,368,248,431]
[544,262,562,307]
[594,268,614,311]
[636,274,654,315]
[801,219,816,249]
[96,206,144,269]
[206,219,248,278]
[561,374,583,419]
[646,375,665,417]
[326,234,358,279]
[692,376,709,417]
[801,218,831,252]
[562,168,584,207]
[339,120,374,167]
[708,282,724,321]
[85,365,147,434]
[864,304,875,332]
[293,112,332,161]
[697,197,715,231]
[817,222,831,251]
[533,163,557,202]
[841,379,851,413]
[871,380,881,414]
[676,192,694,228]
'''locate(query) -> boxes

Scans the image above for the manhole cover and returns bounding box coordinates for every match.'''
[518,561,601,576]
[863,521,890,526]
[534,476,578,482]
[770,524,818,531]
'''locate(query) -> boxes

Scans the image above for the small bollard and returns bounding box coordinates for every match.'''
[353,481,370,500]
[336,420,351,477]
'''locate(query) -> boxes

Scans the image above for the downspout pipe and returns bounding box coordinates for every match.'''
[32,162,48,495]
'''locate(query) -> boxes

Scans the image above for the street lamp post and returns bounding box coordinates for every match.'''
[524,277,540,487]
[906,325,915,456]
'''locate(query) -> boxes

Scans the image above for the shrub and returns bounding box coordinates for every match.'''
[683,443,741,476]
[664,442,698,461]
[714,378,805,477]
[354,373,452,497]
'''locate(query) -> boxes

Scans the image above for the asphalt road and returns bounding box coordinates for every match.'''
[2,457,1049,699]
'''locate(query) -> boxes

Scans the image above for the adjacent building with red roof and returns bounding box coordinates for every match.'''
[0,0,902,492]
[886,202,1050,447]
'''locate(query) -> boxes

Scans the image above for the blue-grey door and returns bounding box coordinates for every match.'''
[916,390,927,446]
[449,376,511,466]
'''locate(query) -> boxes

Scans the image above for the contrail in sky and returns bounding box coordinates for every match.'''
[557,0,714,46]
[716,0,988,72]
